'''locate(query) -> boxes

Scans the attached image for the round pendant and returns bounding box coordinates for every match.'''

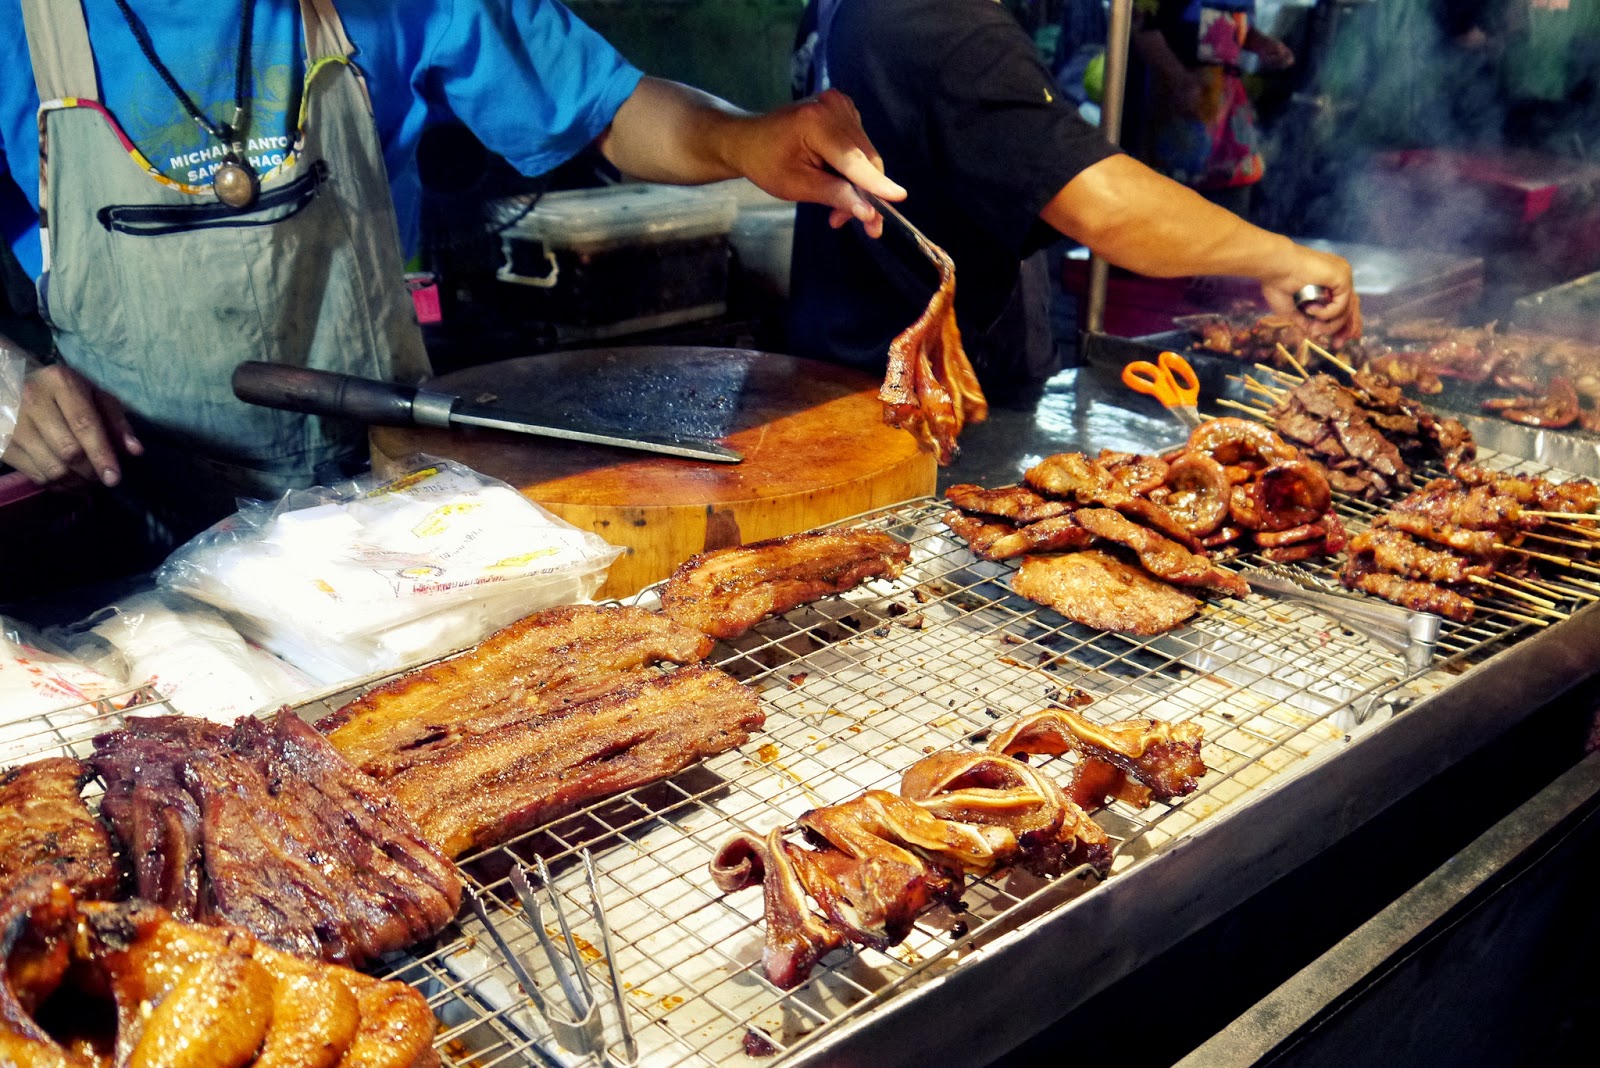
[214,156,259,209]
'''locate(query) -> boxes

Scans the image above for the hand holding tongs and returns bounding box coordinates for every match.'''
[469,850,639,1068]
[1244,564,1441,673]
[1123,350,1203,429]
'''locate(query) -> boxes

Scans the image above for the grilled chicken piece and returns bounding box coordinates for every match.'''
[319,605,713,779]
[661,528,911,641]
[0,759,119,899]
[1073,509,1248,597]
[1012,551,1200,635]
[942,511,1092,561]
[944,483,1073,524]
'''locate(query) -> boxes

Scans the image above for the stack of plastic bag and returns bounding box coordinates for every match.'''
[1,617,136,764]
[157,458,623,686]
[77,590,316,723]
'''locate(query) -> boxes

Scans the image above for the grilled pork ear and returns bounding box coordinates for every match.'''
[712,828,845,989]
[988,708,1207,803]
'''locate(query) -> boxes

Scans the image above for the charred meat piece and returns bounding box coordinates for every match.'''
[1375,513,1502,557]
[1074,508,1249,597]
[88,716,225,920]
[902,751,1112,876]
[0,759,118,900]
[1280,375,1408,481]
[944,483,1073,524]
[92,713,462,967]
[1012,551,1200,636]
[1228,459,1332,533]
[1097,450,1171,496]
[988,708,1207,803]
[1453,467,1600,513]
[942,511,1091,561]
[1024,453,1203,550]
[320,605,713,779]
[880,251,987,464]
[709,830,845,990]
[1390,479,1531,531]
[391,666,765,858]
[661,528,911,641]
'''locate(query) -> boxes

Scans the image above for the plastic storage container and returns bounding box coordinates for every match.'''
[496,184,739,341]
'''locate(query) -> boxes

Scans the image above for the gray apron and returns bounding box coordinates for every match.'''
[20,0,429,530]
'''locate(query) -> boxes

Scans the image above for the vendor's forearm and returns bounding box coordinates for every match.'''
[1043,155,1298,282]
[596,76,747,184]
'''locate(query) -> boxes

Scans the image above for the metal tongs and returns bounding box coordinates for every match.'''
[855,184,954,274]
[1244,564,1441,673]
[469,850,639,1068]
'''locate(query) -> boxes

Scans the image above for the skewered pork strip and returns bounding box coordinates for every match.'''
[390,665,765,858]
[0,759,118,899]
[660,528,911,641]
[1346,528,1494,585]
[319,605,713,779]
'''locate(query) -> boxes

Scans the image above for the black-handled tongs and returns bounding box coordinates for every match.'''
[854,184,953,274]
[469,851,639,1068]
[1245,564,1441,673]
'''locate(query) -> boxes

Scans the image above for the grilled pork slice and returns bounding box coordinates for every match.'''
[1013,551,1201,636]
[942,511,1092,561]
[660,528,911,641]
[391,666,765,858]
[320,605,714,779]
[0,758,119,899]
[92,713,462,967]
[1073,508,1248,597]
[944,483,1073,524]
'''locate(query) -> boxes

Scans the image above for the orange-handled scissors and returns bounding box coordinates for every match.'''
[1122,351,1202,428]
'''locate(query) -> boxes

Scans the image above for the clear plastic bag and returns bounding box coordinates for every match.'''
[1,614,135,764]
[156,457,624,685]
[0,349,24,457]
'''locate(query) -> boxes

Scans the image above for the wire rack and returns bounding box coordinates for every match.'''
[1,447,1592,1068]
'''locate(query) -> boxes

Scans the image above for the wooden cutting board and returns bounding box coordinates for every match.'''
[369,346,936,599]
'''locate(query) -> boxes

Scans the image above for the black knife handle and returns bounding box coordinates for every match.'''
[233,362,420,426]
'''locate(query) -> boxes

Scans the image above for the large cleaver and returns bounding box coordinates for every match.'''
[233,361,743,463]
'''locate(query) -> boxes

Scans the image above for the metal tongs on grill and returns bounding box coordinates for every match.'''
[469,850,639,1068]
[1244,564,1441,673]
[855,184,954,274]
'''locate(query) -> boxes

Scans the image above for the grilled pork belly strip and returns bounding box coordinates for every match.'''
[1012,550,1201,636]
[91,713,462,966]
[944,483,1073,523]
[0,759,118,899]
[660,528,911,641]
[320,605,713,778]
[391,665,765,858]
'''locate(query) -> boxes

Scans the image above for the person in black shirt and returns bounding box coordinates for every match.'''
[788,0,1358,399]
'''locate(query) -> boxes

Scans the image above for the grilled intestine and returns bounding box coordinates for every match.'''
[709,711,1204,989]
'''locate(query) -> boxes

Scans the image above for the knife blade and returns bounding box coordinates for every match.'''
[232,362,743,463]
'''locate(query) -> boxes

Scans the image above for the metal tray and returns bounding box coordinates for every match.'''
[3,449,1595,1068]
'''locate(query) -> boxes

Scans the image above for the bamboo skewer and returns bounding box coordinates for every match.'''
[1274,344,1313,382]
[1233,375,1287,402]
[1481,606,1551,628]
[1254,360,1303,386]
[1522,510,1600,520]
[1499,543,1600,578]
[1216,398,1275,418]
[1497,573,1578,601]
[1304,339,1358,377]
[1524,531,1600,551]
[1466,575,1563,612]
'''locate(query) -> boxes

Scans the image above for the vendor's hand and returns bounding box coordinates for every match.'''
[1250,35,1295,72]
[2,364,142,487]
[724,88,906,237]
[1260,244,1362,341]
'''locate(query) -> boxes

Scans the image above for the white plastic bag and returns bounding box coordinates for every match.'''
[1,615,135,764]
[0,349,24,456]
[76,590,316,723]
[156,458,623,685]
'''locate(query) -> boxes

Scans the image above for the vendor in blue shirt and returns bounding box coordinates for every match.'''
[0,0,902,539]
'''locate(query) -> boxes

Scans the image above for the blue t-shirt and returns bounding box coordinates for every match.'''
[0,0,643,278]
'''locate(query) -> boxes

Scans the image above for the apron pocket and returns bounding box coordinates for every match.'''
[96,161,329,236]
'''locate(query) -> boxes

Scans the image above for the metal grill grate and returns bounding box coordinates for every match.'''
[1,447,1592,1068]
